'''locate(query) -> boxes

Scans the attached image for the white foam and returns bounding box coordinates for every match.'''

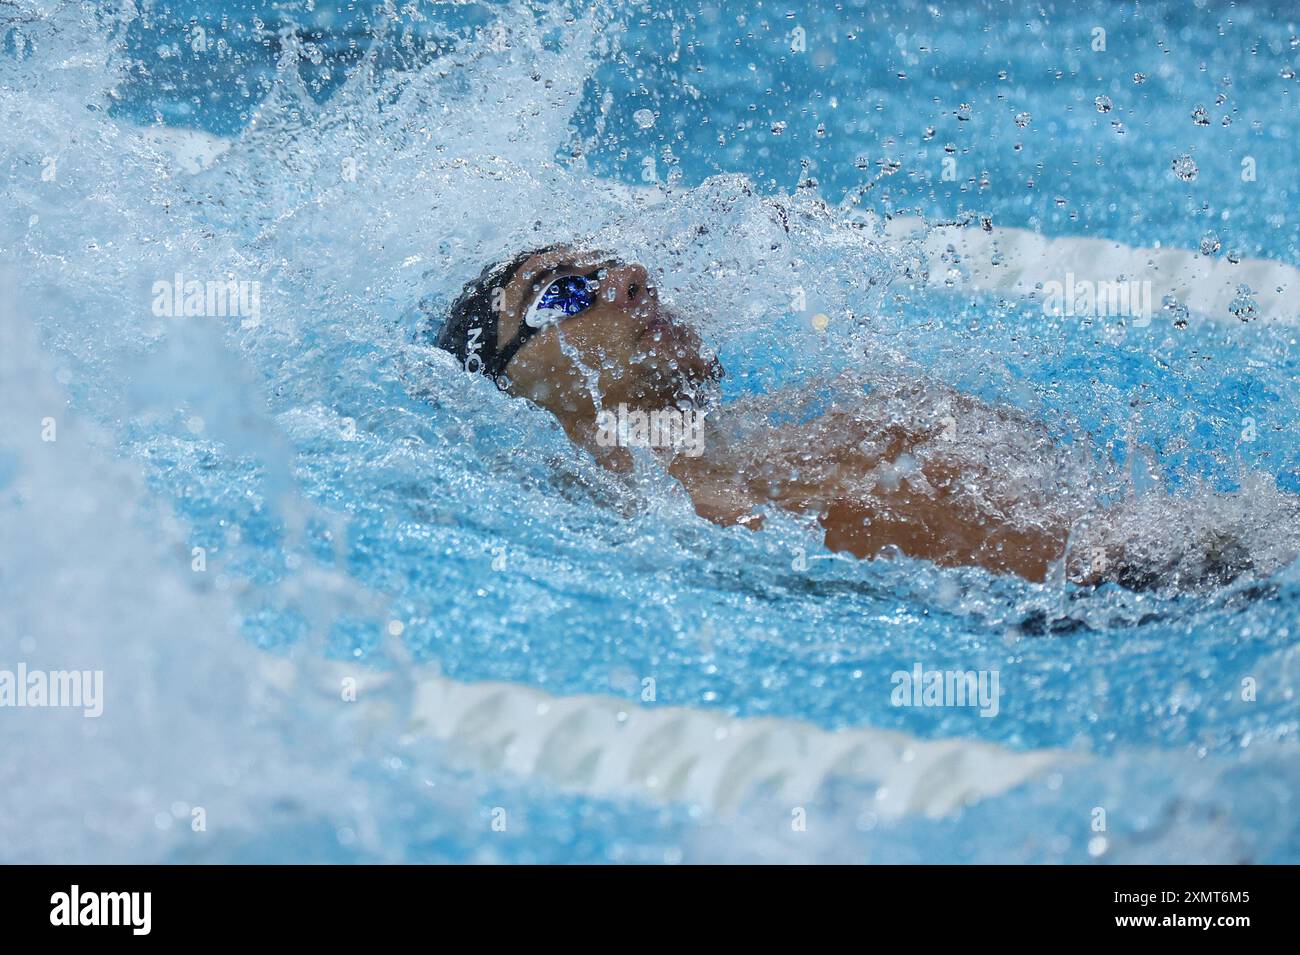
[0,287,331,861]
[134,126,231,175]
[142,125,1298,326]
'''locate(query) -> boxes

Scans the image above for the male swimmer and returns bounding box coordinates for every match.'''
[429,245,1263,589]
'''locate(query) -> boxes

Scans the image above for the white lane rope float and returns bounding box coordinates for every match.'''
[262,658,1068,818]
[875,213,1300,328]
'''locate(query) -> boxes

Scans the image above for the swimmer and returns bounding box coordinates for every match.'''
[429,244,1262,588]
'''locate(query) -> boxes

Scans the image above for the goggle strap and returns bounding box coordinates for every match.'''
[490,320,538,379]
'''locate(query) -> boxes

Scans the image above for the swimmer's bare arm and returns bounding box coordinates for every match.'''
[669,405,1069,582]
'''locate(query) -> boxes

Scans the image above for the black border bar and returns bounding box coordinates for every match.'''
[1,865,1288,941]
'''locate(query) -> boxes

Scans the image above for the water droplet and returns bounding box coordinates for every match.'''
[1163,295,1190,329]
[1171,154,1199,181]
[1133,72,1147,84]
[956,103,972,121]
[633,108,656,129]
[770,120,787,135]
[1199,232,1221,256]
[1014,111,1031,128]
[1095,95,1113,113]
[1228,284,1258,322]
[923,125,936,140]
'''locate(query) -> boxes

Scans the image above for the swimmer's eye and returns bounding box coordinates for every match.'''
[523,274,598,329]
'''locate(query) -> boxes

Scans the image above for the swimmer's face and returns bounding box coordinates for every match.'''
[496,247,721,414]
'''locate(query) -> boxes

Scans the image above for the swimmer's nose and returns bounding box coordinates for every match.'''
[602,262,653,311]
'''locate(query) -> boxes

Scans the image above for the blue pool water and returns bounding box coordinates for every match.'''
[2,0,1299,863]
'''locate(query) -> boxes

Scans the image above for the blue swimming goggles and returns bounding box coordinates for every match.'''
[523,272,601,329]
[492,266,606,375]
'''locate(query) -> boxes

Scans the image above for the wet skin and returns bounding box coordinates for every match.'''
[492,247,1070,582]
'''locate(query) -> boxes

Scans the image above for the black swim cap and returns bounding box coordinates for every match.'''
[432,246,557,383]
